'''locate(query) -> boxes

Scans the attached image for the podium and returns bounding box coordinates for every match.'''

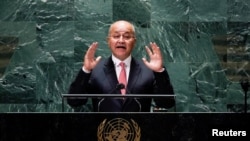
[1,111,249,141]
[55,94,250,140]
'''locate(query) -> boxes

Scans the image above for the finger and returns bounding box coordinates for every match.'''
[145,46,153,57]
[89,42,98,55]
[95,56,102,63]
[151,42,163,59]
[150,42,160,54]
[86,42,98,58]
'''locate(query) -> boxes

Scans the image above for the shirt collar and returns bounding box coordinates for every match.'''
[112,54,131,68]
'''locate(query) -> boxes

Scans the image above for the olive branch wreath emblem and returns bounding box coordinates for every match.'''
[97,118,141,141]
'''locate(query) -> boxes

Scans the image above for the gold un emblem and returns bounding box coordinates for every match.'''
[97,118,141,141]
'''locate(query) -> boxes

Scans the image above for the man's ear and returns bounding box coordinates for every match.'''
[106,37,110,46]
[132,38,137,47]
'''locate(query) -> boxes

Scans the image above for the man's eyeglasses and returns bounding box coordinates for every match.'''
[109,34,135,40]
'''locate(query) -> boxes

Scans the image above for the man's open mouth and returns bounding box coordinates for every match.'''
[116,46,126,49]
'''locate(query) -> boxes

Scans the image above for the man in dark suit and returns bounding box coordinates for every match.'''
[67,20,175,112]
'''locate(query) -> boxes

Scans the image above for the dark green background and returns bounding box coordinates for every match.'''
[0,0,250,112]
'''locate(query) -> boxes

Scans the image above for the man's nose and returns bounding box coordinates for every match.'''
[118,36,125,42]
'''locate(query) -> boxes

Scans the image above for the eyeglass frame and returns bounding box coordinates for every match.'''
[108,33,136,40]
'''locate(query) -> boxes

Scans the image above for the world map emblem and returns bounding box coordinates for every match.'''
[97,118,141,141]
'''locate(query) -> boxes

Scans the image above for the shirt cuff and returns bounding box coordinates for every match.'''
[82,66,91,73]
[155,68,165,72]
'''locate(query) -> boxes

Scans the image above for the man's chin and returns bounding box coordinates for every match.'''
[114,53,128,60]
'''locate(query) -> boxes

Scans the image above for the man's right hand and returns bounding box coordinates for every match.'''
[83,42,102,72]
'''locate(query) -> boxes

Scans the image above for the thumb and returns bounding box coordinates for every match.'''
[95,56,102,63]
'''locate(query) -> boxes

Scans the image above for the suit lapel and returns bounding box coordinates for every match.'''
[123,58,141,111]
[127,58,140,93]
[103,57,120,93]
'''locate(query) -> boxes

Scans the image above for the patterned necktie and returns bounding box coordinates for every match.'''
[118,62,127,95]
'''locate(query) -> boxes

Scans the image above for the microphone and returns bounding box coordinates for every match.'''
[117,83,125,90]
[97,83,125,112]
[119,83,142,112]
[108,83,125,94]
[118,83,131,94]
[240,79,249,113]
[240,79,249,93]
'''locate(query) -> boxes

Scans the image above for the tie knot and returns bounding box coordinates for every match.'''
[119,62,125,68]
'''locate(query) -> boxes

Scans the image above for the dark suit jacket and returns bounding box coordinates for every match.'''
[67,56,175,112]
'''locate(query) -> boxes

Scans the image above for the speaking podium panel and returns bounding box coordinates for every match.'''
[61,94,176,112]
[1,113,249,141]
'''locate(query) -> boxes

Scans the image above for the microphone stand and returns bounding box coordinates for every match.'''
[240,79,249,113]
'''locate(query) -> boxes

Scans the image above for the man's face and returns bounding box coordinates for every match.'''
[107,21,136,61]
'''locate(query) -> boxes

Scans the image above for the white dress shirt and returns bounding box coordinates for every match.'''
[82,55,131,82]
[112,54,131,82]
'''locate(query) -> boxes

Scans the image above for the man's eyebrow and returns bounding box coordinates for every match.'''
[113,32,132,34]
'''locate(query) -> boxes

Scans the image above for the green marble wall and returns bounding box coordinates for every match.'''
[0,0,249,112]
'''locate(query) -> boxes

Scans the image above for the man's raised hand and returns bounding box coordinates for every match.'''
[83,42,102,71]
[142,42,164,72]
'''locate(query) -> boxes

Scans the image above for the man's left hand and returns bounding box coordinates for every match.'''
[142,42,164,72]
